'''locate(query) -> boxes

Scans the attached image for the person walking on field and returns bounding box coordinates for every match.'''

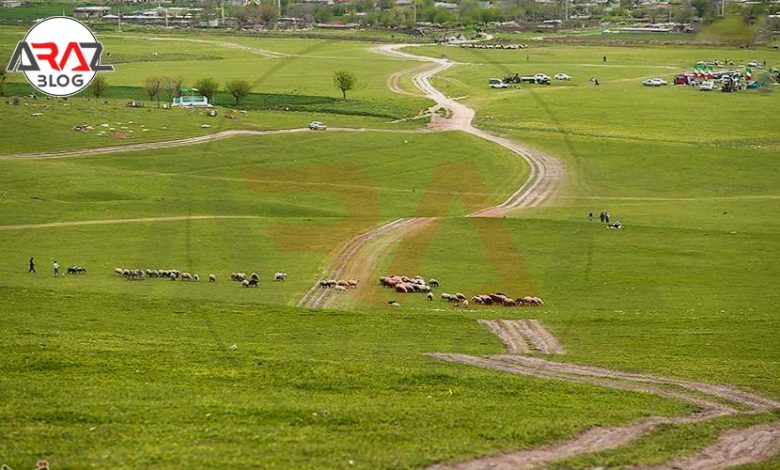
[28,257,36,274]
[588,212,594,222]
[603,55,607,63]
[605,212,611,224]
[599,212,606,223]
[53,260,60,277]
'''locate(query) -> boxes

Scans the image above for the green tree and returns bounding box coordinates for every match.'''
[144,76,163,107]
[225,78,252,106]
[0,66,6,97]
[194,78,219,104]
[89,75,109,98]
[333,70,357,99]
[162,76,184,103]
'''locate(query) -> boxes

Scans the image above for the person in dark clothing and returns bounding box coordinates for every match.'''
[588,212,593,222]
[605,212,611,223]
[29,257,36,273]
[599,212,606,223]
[603,55,607,63]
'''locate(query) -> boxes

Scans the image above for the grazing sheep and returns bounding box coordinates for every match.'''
[247,278,259,288]
[231,272,246,282]
[454,299,469,308]
[389,300,401,307]
[429,278,439,287]
[67,266,86,274]
[337,280,349,287]
[208,274,216,283]
[181,272,193,281]
[395,284,408,294]
[319,280,329,288]
[426,292,434,301]
[347,279,359,288]
[250,272,259,282]
[193,274,200,282]
[441,293,454,301]
[242,279,250,288]
[274,272,288,282]
[114,268,123,276]
[335,285,347,293]
[455,293,466,302]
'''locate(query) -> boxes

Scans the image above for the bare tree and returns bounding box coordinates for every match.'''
[144,76,164,107]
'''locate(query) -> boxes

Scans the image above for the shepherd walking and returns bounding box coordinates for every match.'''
[28,256,36,274]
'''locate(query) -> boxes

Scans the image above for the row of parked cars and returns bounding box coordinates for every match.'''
[489,73,571,88]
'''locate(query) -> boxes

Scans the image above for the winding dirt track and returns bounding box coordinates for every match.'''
[425,320,780,470]
[0,127,420,161]
[297,45,564,309]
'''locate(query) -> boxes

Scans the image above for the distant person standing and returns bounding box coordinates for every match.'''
[603,55,607,63]
[588,212,594,222]
[28,257,36,274]
[599,211,606,223]
[53,260,60,277]
[605,212,611,224]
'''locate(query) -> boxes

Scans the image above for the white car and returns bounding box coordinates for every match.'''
[698,81,715,91]
[489,78,508,89]
[553,73,571,80]
[643,78,668,87]
[309,121,327,130]
[534,73,551,82]
[747,60,763,68]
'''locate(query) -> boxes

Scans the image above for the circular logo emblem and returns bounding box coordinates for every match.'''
[13,17,112,97]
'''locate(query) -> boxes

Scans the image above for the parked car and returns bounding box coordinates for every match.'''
[309,121,327,130]
[554,73,571,80]
[534,73,551,84]
[698,81,715,91]
[643,78,668,86]
[747,60,763,68]
[489,78,509,89]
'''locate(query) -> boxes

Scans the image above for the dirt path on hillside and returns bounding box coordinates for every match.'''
[429,320,780,470]
[0,215,267,232]
[0,127,425,161]
[297,45,565,309]
[103,35,291,59]
[424,320,780,470]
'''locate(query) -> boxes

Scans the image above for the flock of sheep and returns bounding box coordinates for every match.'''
[378,273,543,308]
[318,278,360,293]
[114,268,287,287]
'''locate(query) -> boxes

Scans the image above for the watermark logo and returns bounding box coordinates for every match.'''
[6,17,113,97]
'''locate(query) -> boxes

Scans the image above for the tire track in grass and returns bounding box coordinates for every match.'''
[425,320,780,470]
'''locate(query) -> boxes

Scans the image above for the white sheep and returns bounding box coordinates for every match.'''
[274,272,288,281]
[208,274,216,282]
[193,274,200,282]
[335,285,347,293]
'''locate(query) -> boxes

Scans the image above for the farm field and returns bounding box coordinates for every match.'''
[1,25,780,469]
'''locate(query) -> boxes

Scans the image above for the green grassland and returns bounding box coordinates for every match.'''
[1,32,780,468]
[379,43,780,467]
[0,131,527,306]
[0,26,433,153]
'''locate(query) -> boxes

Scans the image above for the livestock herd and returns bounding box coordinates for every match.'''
[378,273,543,308]
[318,278,360,293]
[114,267,288,287]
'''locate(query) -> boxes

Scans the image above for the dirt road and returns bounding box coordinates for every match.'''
[297,45,564,309]
[426,320,780,470]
